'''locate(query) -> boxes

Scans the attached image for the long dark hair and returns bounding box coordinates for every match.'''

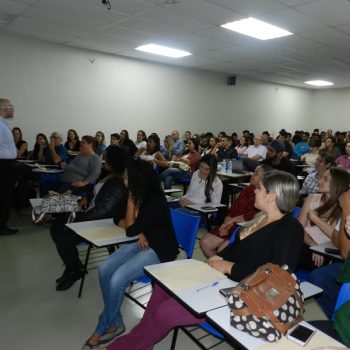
[32,133,48,159]
[316,167,350,224]
[67,129,79,142]
[120,130,130,142]
[127,159,163,207]
[199,154,218,203]
[147,134,160,154]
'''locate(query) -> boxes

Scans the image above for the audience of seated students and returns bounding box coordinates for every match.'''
[301,137,321,173]
[261,130,272,146]
[171,130,184,156]
[235,136,248,157]
[183,130,192,145]
[106,170,304,350]
[200,164,272,258]
[243,135,267,161]
[135,134,167,169]
[134,130,147,150]
[108,133,120,147]
[301,151,335,195]
[217,130,226,141]
[217,135,238,161]
[336,141,350,169]
[278,130,294,158]
[176,154,223,210]
[308,189,350,321]
[50,147,129,291]
[47,132,68,165]
[64,129,80,152]
[201,136,219,157]
[261,140,297,175]
[160,135,174,161]
[12,127,28,158]
[95,131,107,159]
[82,159,179,350]
[119,129,137,157]
[322,136,342,160]
[298,167,350,271]
[294,132,311,158]
[55,135,101,194]
[28,133,49,162]
[159,138,200,189]
[199,132,210,153]
[335,132,347,155]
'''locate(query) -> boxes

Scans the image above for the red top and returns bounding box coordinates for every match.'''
[211,184,257,240]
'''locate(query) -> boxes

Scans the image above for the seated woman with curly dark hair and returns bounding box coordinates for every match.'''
[82,159,179,350]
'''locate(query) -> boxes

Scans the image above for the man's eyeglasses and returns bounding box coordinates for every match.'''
[0,104,14,110]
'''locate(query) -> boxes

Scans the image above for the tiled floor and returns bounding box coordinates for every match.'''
[0,207,327,350]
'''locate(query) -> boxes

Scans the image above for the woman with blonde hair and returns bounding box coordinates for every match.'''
[160,135,174,161]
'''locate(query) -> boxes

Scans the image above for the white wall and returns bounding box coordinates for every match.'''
[308,88,350,132]
[0,32,336,149]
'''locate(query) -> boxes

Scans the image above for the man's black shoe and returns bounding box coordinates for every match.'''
[56,271,83,291]
[0,227,19,235]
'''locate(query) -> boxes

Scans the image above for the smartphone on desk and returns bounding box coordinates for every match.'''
[219,287,234,298]
[325,247,340,255]
[286,323,316,346]
[201,206,216,210]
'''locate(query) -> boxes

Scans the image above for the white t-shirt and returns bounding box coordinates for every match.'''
[245,144,267,160]
[183,170,223,205]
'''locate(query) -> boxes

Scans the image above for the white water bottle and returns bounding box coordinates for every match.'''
[221,159,226,172]
[227,160,232,173]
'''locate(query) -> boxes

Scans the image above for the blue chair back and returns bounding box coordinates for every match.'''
[292,206,301,219]
[170,208,201,258]
[228,226,241,244]
[333,282,350,320]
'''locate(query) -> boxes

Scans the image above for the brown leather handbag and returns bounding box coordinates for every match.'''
[227,263,304,342]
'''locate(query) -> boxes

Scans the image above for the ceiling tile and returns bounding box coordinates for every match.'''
[295,0,350,26]
[206,0,286,16]
[138,6,214,32]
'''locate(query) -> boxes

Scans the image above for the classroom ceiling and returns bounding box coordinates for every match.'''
[2,0,350,89]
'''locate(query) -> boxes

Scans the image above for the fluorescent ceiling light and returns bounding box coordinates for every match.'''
[221,17,293,40]
[135,44,191,58]
[304,80,334,87]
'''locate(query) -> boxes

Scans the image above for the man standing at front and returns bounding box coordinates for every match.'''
[0,98,18,235]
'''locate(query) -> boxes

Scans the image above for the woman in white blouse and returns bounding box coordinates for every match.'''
[178,154,223,207]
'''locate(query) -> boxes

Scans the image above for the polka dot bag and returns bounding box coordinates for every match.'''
[227,263,304,342]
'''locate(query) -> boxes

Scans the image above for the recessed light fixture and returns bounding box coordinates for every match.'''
[135,44,191,58]
[304,80,334,87]
[221,17,293,40]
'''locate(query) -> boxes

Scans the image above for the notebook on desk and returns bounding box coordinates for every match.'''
[145,259,227,292]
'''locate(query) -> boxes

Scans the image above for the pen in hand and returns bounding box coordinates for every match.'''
[196,281,219,292]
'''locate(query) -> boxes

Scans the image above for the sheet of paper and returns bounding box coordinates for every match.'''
[148,259,227,292]
[256,330,343,350]
[306,226,331,245]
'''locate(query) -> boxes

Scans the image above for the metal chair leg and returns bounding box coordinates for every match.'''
[170,327,179,350]
[78,244,91,298]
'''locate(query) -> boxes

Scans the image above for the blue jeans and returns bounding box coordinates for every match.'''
[95,242,160,335]
[159,168,192,189]
[308,262,342,319]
